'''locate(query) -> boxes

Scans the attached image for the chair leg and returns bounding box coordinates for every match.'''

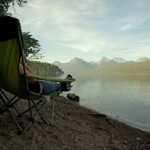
[30,97,48,123]
[0,89,21,115]
[0,89,57,134]
[51,97,55,125]
[17,97,48,134]
[8,109,23,132]
[0,91,24,133]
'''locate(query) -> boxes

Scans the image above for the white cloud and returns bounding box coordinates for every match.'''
[119,13,150,31]
[13,0,112,52]
[9,0,150,62]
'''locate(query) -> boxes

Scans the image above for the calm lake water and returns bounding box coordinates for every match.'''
[70,75,150,132]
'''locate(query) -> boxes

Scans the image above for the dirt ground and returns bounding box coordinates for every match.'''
[0,95,150,150]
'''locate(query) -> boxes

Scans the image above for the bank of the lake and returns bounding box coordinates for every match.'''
[70,74,150,132]
[0,96,150,150]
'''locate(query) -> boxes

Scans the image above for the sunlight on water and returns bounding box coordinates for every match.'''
[71,75,150,132]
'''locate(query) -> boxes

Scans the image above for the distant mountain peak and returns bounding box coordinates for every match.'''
[112,57,127,63]
[70,57,83,61]
[53,57,150,70]
[98,56,110,64]
[137,57,149,62]
[69,57,85,64]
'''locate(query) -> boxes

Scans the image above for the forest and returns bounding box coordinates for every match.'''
[28,61,64,77]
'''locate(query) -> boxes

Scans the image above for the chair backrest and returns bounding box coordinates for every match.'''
[0,16,27,96]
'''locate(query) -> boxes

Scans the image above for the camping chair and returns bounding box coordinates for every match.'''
[0,16,75,134]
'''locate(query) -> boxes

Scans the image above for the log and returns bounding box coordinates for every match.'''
[67,93,80,102]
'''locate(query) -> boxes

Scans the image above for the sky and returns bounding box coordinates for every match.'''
[9,0,150,63]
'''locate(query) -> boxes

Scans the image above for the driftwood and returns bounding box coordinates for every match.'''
[67,93,80,102]
[89,113,115,127]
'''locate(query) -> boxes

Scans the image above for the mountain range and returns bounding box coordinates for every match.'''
[54,56,150,66]
[53,57,150,76]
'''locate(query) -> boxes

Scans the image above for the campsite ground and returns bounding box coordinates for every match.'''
[0,95,150,150]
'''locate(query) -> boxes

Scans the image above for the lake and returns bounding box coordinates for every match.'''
[70,74,150,132]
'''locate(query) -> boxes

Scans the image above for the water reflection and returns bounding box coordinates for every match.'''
[71,74,150,132]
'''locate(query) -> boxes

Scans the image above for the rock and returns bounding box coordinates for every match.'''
[67,93,80,102]
[136,137,141,141]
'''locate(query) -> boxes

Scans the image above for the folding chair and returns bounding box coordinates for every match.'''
[0,16,75,134]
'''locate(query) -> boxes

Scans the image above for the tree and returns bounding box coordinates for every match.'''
[0,0,43,60]
[28,61,64,77]
[9,0,27,6]
[23,32,43,61]
[0,0,8,15]
[0,0,44,61]
[0,0,27,16]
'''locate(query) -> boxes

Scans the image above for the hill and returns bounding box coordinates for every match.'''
[53,57,150,76]
[95,60,150,75]
[28,61,64,77]
[53,57,96,76]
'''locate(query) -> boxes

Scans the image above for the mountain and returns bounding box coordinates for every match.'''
[98,56,110,64]
[54,57,97,68]
[98,56,127,65]
[53,57,150,75]
[70,57,97,68]
[53,57,96,76]
[112,57,127,63]
[136,57,149,62]
[95,59,150,75]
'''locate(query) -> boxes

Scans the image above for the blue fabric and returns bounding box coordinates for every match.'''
[38,80,61,95]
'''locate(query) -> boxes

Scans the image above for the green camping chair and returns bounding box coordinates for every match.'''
[0,16,75,134]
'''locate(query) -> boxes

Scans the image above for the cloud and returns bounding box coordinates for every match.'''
[9,0,150,62]
[13,0,112,52]
[119,13,150,31]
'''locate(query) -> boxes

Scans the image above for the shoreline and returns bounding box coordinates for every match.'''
[74,96,150,134]
[80,104,150,134]
[67,96,150,131]
[117,117,150,133]
[0,95,150,149]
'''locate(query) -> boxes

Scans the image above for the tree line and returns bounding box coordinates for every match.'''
[28,61,64,77]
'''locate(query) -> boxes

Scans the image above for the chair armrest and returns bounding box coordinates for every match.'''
[24,74,76,83]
